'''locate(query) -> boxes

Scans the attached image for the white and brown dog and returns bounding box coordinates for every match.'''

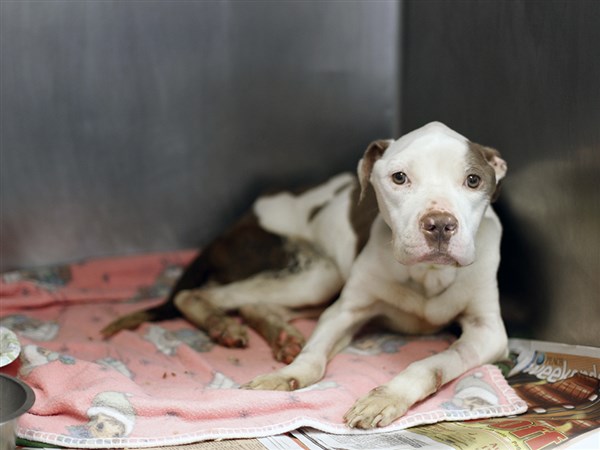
[102,121,508,429]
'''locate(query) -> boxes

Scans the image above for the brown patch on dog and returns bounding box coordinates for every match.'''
[349,181,379,255]
[203,212,295,284]
[466,142,501,202]
[306,178,376,256]
[102,211,305,339]
[348,139,391,255]
[358,139,391,200]
[434,368,444,391]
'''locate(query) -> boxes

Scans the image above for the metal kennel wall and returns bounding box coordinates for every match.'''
[1,0,400,269]
[2,1,599,346]
[400,0,600,346]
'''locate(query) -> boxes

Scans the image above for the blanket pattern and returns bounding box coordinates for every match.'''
[0,251,527,449]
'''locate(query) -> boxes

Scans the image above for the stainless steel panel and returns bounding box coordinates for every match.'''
[1,0,399,270]
[401,0,600,346]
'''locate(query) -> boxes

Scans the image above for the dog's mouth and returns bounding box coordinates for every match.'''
[390,227,474,267]
[417,252,461,266]
[395,246,470,267]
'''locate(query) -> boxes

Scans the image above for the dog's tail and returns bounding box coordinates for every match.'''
[100,251,211,338]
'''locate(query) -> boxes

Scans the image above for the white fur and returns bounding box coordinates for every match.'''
[245,122,508,429]
[254,172,358,278]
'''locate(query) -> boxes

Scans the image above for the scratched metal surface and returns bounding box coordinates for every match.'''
[1,0,399,270]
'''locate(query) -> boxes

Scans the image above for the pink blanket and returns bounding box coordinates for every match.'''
[0,251,526,449]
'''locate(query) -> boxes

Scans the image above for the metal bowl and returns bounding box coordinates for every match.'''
[0,374,35,450]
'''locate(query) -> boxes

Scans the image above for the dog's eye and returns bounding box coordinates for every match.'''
[392,172,408,185]
[466,174,482,189]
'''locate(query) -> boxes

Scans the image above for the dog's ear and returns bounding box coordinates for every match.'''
[358,139,392,201]
[477,145,507,203]
[481,146,507,182]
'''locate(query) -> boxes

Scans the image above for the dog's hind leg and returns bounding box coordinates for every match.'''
[239,304,308,363]
[174,290,249,347]
[177,246,343,361]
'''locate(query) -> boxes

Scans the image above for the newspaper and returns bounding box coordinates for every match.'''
[291,338,600,450]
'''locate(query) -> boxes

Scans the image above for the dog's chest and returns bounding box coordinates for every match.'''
[406,264,458,298]
[369,217,458,299]
[376,264,461,331]
[366,226,461,325]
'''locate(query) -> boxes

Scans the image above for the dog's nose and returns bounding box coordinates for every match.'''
[420,212,458,247]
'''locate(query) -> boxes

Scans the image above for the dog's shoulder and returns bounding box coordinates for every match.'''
[472,206,503,268]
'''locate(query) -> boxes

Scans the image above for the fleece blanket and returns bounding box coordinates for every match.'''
[0,251,527,449]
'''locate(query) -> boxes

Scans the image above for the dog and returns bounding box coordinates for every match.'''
[102,121,508,429]
[243,121,509,428]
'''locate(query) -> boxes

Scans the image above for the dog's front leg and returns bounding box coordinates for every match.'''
[244,299,377,391]
[344,312,508,429]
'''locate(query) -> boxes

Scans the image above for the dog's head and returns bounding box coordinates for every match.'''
[358,121,507,267]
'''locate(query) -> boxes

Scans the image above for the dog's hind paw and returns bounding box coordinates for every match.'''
[242,374,300,391]
[206,317,249,348]
[344,386,409,429]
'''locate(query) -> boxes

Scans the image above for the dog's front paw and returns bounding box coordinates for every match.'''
[242,373,301,391]
[344,386,409,429]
